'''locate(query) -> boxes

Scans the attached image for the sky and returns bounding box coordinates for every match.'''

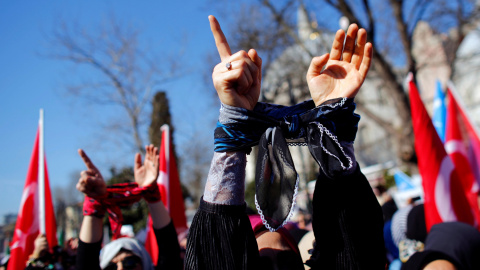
[0,1,234,219]
[2,0,475,222]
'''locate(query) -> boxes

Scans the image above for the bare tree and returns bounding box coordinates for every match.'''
[46,15,183,154]
[208,0,480,167]
[178,129,212,208]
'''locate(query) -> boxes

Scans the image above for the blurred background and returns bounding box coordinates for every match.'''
[1,0,479,258]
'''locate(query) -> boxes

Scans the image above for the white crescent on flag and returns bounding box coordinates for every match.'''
[11,181,39,251]
[435,157,457,222]
[446,139,480,193]
[445,140,468,158]
[17,182,37,219]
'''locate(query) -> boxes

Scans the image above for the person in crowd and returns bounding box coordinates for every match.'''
[75,145,182,270]
[402,221,480,270]
[386,202,427,270]
[0,255,9,270]
[286,209,312,244]
[61,237,78,270]
[25,234,56,269]
[184,15,385,269]
[249,214,304,269]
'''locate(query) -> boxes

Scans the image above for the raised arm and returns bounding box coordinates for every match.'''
[184,15,262,270]
[134,145,182,269]
[133,145,171,229]
[303,25,385,269]
[77,149,106,244]
[76,149,106,270]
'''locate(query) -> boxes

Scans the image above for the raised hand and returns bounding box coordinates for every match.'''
[134,144,159,187]
[209,15,262,110]
[306,24,373,106]
[31,234,49,258]
[77,149,107,198]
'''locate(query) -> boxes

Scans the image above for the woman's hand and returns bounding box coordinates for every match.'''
[209,15,262,110]
[77,149,107,198]
[134,144,159,187]
[307,24,373,106]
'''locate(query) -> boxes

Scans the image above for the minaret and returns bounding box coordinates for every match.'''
[297,4,313,42]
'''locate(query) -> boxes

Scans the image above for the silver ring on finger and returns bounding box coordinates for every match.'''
[226,62,232,71]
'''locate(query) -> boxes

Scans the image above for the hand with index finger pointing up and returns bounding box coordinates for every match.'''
[209,15,262,111]
[77,149,107,198]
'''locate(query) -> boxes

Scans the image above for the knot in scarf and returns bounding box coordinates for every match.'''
[83,182,161,240]
[214,98,360,231]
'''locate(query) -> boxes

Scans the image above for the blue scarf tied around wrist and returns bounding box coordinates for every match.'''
[214,98,360,231]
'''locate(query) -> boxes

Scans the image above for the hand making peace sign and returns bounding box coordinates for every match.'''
[307,24,373,106]
[209,15,262,111]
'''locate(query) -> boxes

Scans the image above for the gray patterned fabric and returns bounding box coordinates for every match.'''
[203,152,247,205]
[391,205,413,247]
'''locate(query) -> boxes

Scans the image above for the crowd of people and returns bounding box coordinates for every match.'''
[3,15,480,270]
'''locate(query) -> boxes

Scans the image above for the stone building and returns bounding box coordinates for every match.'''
[246,5,480,191]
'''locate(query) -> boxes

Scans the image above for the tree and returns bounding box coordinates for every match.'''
[210,0,480,167]
[178,130,211,207]
[47,15,183,154]
[149,92,174,149]
[148,91,179,170]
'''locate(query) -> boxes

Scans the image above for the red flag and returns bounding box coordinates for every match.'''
[445,85,480,227]
[8,128,57,270]
[409,76,474,231]
[145,125,187,264]
[446,83,480,186]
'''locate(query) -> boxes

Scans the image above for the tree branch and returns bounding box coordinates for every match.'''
[389,0,416,73]
[261,0,316,58]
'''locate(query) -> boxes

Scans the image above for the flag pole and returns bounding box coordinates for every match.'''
[161,124,170,210]
[38,109,46,235]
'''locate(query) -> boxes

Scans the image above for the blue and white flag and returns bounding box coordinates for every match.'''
[432,80,447,142]
[394,170,416,191]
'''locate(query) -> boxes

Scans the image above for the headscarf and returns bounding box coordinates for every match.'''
[100,237,154,270]
[402,222,480,270]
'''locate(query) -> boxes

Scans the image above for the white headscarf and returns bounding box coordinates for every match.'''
[100,237,154,270]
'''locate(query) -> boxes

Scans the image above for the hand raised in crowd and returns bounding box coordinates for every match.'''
[30,234,49,259]
[76,149,107,198]
[134,144,159,187]
[306,24,373,106]
[209,15,262,110]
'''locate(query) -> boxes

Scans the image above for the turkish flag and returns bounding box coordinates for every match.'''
[409,77,474,231]
[8,128,57,270]
[445,86,480,227]
[145,125,187,264]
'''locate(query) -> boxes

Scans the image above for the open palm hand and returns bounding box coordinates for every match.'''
[134,145,159,187]
[307,24,373,106]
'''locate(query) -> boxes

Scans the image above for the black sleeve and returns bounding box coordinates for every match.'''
[154,220,183,270]
[76,239,102,270]
[306,165,386,269]
[184,198,259,270]
[304,99,386,269]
